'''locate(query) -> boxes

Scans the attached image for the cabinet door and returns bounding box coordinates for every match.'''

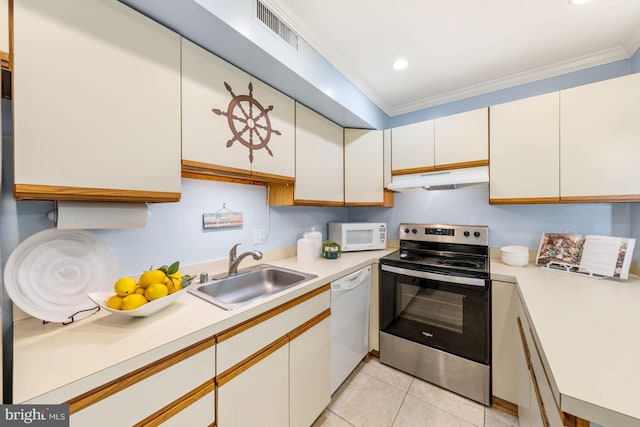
[294,103,344,204]
[391,120,434,174]
[344,129,384,205]
[249,78,295,181]
[434,107,488,168]
[0,0,8,68]
[181,38,252,174]
[70,343,215,427]
[12,0,181,202]
[560,73,640,201]
[290,316,331,427]
[491,281,519,404]
[217,342,289,427]
[489,92,560,203]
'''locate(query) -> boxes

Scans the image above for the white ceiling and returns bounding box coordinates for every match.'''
[263,0,640,116]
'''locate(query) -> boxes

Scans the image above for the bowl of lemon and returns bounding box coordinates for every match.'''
[89,261,194,317]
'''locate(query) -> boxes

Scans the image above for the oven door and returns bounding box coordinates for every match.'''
[379,264,490,364]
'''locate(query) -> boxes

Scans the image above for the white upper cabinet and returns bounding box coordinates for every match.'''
[391,120,435,174]
[12,0,181,202]
[0,0,8,67]
[434,107,488,169]
[560,73,640,201]
[182,38,295,181]
[295,103,344,205]
[489,92,560,203]
[248,77,295,180]
[344,129,384,205]
[181,38,253,174]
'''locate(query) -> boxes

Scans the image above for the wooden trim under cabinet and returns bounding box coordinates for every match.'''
[560,194,640,203]
[182,160,294,185]
[294,199,345,207]
[133,379,215,427]
[215,284,330,344]
[182,160,252,180]
[65,337,215,414]
[489,197,560,205]
[433,159,488,171]
[14,184,180,202]
[391,166,435,176]
[183,171,268,187]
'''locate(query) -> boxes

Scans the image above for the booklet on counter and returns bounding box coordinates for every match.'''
[535,233,635,279]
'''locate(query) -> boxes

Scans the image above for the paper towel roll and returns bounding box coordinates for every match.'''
[54,201,149,229]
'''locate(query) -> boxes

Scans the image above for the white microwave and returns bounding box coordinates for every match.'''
[328,222,387,252]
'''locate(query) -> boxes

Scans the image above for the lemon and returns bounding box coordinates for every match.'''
[121,294,148,310]
[134,286,146,295]
[138,269,166,288]
[106,295,123,310]
[166,275,182,294]
[144,283,169,301]
[114,277,137,297]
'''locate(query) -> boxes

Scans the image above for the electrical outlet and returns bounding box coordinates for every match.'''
[253,228,266,245]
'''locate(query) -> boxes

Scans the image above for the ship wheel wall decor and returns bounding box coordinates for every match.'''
[212,82,281,163]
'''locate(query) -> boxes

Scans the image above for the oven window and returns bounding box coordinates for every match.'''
[346,229,373,245]
[380,269,489,364]
[399,286,464,334]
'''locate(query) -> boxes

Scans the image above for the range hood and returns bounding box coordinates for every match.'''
[386,166,489,192]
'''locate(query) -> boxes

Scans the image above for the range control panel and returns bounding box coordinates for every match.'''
[399,223,488,246]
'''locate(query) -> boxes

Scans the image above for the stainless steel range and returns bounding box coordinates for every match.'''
[379,223,491,406]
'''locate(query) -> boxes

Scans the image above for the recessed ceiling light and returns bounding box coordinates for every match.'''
[393,59,408,71]
[569,0,590,5]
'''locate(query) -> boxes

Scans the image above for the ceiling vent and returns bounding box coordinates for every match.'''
[256,1,298,50]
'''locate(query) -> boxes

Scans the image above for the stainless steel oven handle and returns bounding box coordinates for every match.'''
[381,264,486,287]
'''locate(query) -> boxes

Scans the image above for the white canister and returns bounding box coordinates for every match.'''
[303,227,323,259]
[297,238,315,263]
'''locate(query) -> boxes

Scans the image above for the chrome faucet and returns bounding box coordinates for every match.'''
[228,243,263,275]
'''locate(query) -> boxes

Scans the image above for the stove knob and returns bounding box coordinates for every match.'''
[474,231,481,238]
[463,231,470,237]
[411,228,417,234]
[403,228,410,234]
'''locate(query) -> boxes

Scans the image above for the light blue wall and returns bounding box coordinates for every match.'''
[348,186,629,252]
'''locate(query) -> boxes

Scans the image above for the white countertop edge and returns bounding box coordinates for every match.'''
[562,394,640,427]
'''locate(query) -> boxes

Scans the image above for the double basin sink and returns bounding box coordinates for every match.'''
[188,264,318,310]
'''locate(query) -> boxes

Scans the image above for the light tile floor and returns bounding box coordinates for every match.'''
[313,358,519,427]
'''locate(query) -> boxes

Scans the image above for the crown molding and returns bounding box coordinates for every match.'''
[387,46,632,116]
[254,2,637,117]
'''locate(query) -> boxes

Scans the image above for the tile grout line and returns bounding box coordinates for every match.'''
[390,377,414,426]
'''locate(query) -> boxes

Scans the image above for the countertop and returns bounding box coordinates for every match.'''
[13,249,394,404]
[492,261,640,427]
[13,250,640,427]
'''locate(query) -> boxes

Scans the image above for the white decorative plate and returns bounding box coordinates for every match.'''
[88,286,188,317]
[4,229,118,323]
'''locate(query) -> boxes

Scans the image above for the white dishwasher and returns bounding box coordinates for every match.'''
[330,265,371,394]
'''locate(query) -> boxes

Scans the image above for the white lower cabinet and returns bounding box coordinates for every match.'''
[217,342,290,427]
[491,280,519,404]
[290,317,331,427]
[215,286,331,427]
[67,339,216,427]
[516,296,564,427]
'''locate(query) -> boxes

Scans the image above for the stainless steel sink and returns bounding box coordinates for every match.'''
[188,264,317,310]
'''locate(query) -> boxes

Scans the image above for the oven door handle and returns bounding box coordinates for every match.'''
[381,264,486,287]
